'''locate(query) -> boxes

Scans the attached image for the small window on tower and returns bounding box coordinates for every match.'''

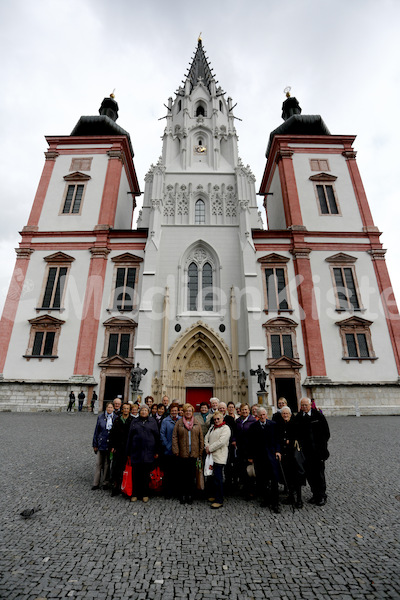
[177,100,182,113]
[62,184,84,214]
[219,100,223,112]
[61,172,90,215]
[196,105,205,117]
[309,173,341,216]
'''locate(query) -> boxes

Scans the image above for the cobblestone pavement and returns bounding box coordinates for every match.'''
[0,413,399,600]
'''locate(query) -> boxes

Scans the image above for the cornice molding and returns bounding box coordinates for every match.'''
[15,248,34,259]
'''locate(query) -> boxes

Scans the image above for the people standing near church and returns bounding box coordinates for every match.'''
[92,402,117,490]
[251,404,260,419]
[160,402,181,497]
[67,391,75,412]
[295,397,330,506]
[126,404,159,503]
[91,390,97,413]
[227,401,238,421]
[197,401,212,437]
[109,402,133,496]
[272,397,288,425]
[218,402,237,493]
[154,403,166,430]
[209,397,219,415]
[204,411,230,509]
[277,406,303,508]
[161,395,170,415]
[235,403,257,499]
[144,396,154,409]
[78,390,85,412]
[248,407,281,513]
[113,397,122,416]
[172,403,204,505]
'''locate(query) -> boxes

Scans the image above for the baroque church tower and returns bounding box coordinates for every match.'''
[0,38,399,414]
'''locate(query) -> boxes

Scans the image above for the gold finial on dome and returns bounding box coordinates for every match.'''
[198,32,202,42]
[110,88,116,99]
[284,86,291,98]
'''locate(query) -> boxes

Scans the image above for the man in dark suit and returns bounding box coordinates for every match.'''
[295,397,330,506]
[249,407,281,513]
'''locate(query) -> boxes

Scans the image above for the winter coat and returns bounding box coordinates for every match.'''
[126,417,160,465]
[172,419,204,459]
[196,412,212,437]
[160,415,181,455]
[109,414,133,453]
[204,423,231,465]
[235,414,257,459]
[248,419,281,481]
[92,412,117,451]
[295,409,330,460]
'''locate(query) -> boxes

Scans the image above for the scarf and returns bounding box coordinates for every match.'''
[213,420,226,429]
[105,413,113,430]
[183,416,194,431]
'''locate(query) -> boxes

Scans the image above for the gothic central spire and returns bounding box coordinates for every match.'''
[186,37,215,93]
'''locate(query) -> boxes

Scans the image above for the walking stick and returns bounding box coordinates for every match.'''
[278,457,295,514]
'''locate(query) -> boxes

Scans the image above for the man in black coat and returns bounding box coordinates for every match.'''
[248,407,281,513]
[295,397,330,506]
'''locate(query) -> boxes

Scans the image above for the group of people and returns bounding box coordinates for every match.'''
[67,390,97,412]
[91,394,330,512]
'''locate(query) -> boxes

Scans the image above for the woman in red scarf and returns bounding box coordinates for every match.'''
[172,403,204,504]
[204,411,231,509]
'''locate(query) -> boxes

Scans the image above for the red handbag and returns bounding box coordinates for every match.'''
[121,458,133,497]
[149,466,164,492]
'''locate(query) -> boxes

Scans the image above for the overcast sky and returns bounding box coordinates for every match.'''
[1,0,399,315]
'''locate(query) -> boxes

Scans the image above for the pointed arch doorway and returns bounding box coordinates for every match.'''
[163,321,239,406]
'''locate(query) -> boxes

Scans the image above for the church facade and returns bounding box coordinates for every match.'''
[0,39,399,415]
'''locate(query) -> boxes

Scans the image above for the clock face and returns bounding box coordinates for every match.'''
[194,145,207,154]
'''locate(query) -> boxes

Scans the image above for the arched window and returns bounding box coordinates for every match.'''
[219,100,223,112]
[188,263,199,310]
[195,199,205,224]
[181,242,219,314]
[202,262,213,311]
[187,261,214,312]
[196,105,205,117]
[177,100,182,113]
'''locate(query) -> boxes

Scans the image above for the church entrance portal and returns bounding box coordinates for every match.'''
[186,387,213,411]
[275,378,297,413]
[104,376,125,409]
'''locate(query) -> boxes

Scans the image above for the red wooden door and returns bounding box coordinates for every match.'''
[185,387,213,411]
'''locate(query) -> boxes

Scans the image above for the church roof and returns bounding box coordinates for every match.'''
[266,114,331,157]
[186,37,215,93]
[70,96,134,156]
